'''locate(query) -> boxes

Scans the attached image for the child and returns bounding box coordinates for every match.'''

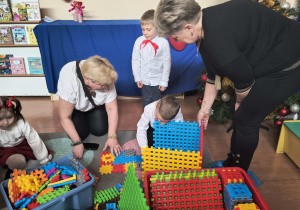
[137,95,183,148]
[132,9,171,108]
[0,96,52,179]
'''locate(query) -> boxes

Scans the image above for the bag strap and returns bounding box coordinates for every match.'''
[76,60,99,108]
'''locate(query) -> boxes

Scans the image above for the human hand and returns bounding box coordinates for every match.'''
[136,81,143,88]
[73,144,85,159]
[159,86,166,91]
[197,109,210,129]
[103,138,122,156]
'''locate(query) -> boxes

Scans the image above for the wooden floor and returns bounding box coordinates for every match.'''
[7,96,300,209]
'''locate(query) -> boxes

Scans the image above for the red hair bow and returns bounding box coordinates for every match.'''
[6,96,16,108]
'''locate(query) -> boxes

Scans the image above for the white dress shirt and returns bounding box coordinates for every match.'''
[0,119,50,164]
[56,61,117,112]
[136,100,184,148]
[132,36,171,87]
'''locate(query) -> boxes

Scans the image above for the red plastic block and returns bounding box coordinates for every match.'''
[219,169,245,189]
[49,174,60,183]
[112,164,125,173]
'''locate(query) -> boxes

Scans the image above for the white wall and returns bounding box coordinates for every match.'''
[39,0,230,20]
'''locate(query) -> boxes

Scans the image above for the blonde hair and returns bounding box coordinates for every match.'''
[157,95,180,121]
[154,0,201,37]
[140,9,155,25]
[81,55,118,85]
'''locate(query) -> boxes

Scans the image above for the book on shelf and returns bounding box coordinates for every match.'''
[0,1,13,21]
[26,25,37,44]
[11,0,27,21]
[11,25,27,44]
[25,0,41,21]
[10,57,26,74]
[0,26,13,45]
[28,57,43,74]
[0,54,13,74]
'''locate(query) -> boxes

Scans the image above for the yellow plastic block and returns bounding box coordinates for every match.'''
[48,174,76,186]
[15,174,41,193]
[142,147,202,180]
[124,163,136,172]
[233,203,260,210]
[99,164,113,175]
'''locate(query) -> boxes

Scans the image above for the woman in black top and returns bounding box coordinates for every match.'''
[154,0,300,171]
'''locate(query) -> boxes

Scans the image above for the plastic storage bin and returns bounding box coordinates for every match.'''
[0,155,95,210]
[143,167,269,210]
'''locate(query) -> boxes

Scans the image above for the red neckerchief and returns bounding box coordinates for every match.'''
[140,39,158,56]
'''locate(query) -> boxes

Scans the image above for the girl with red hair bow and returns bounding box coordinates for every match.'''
[0,96,52,180]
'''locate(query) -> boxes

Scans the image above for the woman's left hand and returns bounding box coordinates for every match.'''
[103,138,122,156]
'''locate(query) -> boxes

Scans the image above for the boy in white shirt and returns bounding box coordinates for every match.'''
[132,9,171,108]
[137,95,184,148]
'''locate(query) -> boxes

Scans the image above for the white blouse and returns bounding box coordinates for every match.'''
[56,61,117,112]
[0,119,50,164]
[136,100,184,148]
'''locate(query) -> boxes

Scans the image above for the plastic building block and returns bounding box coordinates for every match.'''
[124,162,136,172]
[38,170,61,193]
[47,180,76,188]
[114,183,123,192]
[224,183,253,210]
[15,174,42,193]
[77,171,86,186]
[124,149,136,157]
[12,169,26,181]
[93,175,99,187]
[141,146,202,180]
[14,197,27,208]
[106,203,117,210]
[100,164,113,175]
[37,185,70,205]
[69,156,80,171]
[27,202,40,209]
[46,167,59,178]
[93,187,120,204]
[49,174,60,183]
[153,120,201,152]
[219,169,245,188]
[48,174,76,186]
[82,168,90,182]
[233,203,260,210]
[59,166,78,175]
[118,164,149,210]
[43,162,58,173]
[30,169,48,185]
[149,169,223,210]
[20,193,38,209]
[102,153,116,163]
[37,187,54,197]
[8,181,21,204]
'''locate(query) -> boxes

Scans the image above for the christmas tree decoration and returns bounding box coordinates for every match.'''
[274,119,283,127]
[201,74,207,82]
[197,97,203,105]
[221,93,231,102]
[290,103,300,113]
[278,107,290,116]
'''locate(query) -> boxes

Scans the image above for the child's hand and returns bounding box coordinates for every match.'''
[159,86,166,91]
[136,81,143,88]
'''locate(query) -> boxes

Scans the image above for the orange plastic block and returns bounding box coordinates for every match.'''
[30,169,48,185]
[12,169,26,181]
[37,187,54,197]
[99,164,113,175]
[141,146,202,179]
[8,181,21,204]
[93,174,99,187]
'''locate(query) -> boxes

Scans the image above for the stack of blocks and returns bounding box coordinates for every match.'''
[142,120,203,180]
[99,149,143,175]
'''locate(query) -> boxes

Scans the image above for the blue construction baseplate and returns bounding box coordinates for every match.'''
[153,119,201,152]
[224,183,253,210]
[113,151,143,165]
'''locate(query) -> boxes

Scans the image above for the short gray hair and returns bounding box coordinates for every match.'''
[154,0,201,37]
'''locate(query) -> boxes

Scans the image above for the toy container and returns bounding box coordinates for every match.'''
[143,167,269,210]
[0,155,95,210]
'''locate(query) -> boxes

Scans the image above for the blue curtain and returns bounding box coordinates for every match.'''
[34,20,204,95]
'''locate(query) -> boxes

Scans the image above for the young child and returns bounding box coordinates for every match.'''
[0,96,52,179]
[132,9,171,108]
[137,95,183,148]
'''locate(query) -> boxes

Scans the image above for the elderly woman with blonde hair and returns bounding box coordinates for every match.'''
[155,0,300,171]
[57,55,121,159]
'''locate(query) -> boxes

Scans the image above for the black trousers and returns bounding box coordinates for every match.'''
[141,85,161,108]
[147,124,155,147]
[229,66,300,171]
[71,105,108,140]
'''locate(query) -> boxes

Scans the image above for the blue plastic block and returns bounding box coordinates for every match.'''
[224,183,253,210]
[106,203,117,210]
[43,162,58,172]
[20,193,37,209]
[14,198,27,208]
[114,183,123,192]
[0,155,95,210]
[152,120,201,152]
